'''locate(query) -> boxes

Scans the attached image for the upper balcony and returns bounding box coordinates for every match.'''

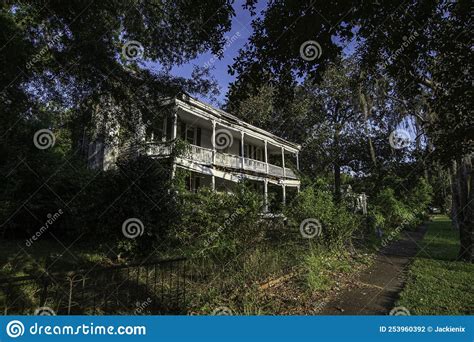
[145,141,298,180]
[140,94,301,182]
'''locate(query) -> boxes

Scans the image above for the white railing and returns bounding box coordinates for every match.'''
[184,145,213,164]
[145,142,172,156]
[243,157,267,173]
[144,142,298,179]
[215,152,241,169]
[268,164,284,177]
[285,168,297,179]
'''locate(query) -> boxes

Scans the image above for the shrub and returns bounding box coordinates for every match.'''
[407,177,433,224]
[368,177,433,235]
[285,181,361,249]
[171,180,265,260]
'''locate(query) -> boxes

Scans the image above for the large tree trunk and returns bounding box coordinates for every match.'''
[334,161,341,203]
[333,127,341,203]
[453,155,473,262]
[451,161,460,231]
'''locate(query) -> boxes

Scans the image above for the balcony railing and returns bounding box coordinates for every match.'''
[268,164,284,177]
[144,142,298,179]
[215,152,241,169]
[243,157,267,173]
[145,142,173,156]
[185,144,213,164]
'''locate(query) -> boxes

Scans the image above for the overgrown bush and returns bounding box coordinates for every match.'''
[407,177,433,224]
[284,180,362,249]
[55,155,178,258]
[171,178,265,260]
[368,177,433,235]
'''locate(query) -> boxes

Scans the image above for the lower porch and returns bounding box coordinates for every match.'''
[183,170,299,212]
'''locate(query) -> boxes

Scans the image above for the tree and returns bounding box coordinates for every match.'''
[0,1,236,236]
[301,59,364,202]
[227,0,473,261]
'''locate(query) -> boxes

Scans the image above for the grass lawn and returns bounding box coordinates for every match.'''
[397,215,474,315]
[0,239,114,279]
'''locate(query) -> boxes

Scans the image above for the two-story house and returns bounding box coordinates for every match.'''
[89,93,301,211]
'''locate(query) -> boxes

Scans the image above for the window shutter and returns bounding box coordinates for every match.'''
[195,177,201,191]
[180,123,186,139]
[166,116,172,140]
[196,127,202,146]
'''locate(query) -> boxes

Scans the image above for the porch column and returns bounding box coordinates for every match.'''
[281,146,286,177]
[282,184,286,205]
[240,131,245,169]
[170,111,178,179]
[264,179,268,212]
[171,111,178,140]
[296,152,300,170]
[162,117,167,142]
[264,140,268,174]
[211,120,216,164]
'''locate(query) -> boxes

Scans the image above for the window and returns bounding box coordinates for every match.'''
[244,144,263,161]
[185,174,201,193]
[179,122,201,146]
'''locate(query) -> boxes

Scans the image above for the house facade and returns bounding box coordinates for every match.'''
[91,94,301,211]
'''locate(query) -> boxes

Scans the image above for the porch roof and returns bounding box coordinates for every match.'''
[170,93,302,153]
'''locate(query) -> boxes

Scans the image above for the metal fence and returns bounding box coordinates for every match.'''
[0,257,186,315]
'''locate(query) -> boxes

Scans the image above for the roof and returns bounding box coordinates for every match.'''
[175,93,301,152]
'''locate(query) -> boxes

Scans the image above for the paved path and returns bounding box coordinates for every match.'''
[320,225,427,315]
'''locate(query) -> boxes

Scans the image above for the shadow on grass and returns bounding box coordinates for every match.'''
[0,259,187,315]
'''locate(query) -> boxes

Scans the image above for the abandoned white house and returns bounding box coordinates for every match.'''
[88,94,301,210]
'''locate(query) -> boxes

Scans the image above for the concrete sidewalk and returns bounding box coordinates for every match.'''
[320,225,427,315]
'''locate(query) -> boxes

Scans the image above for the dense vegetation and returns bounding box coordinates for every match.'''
[0,0,471,314]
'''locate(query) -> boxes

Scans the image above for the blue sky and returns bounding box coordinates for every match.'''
[146,0,264,107]
[142,1,359,110]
